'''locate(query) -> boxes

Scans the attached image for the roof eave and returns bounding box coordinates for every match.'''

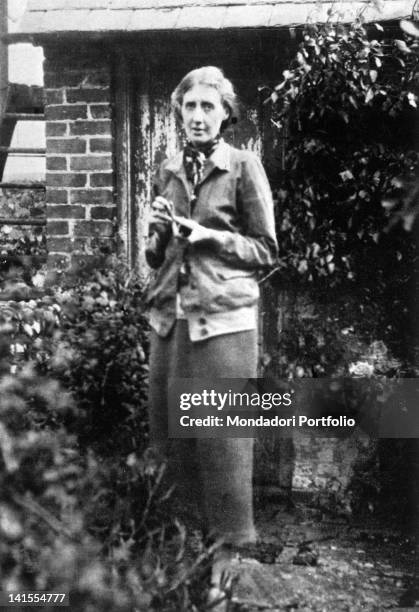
[5,18,413,46]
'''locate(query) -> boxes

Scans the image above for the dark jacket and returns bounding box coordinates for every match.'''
[146,140,278,338]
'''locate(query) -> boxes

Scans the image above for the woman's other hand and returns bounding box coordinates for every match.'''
[149,196,174,234]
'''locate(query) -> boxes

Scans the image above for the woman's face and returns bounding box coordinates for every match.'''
[181,84,229,147]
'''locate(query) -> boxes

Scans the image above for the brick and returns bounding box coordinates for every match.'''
[46,157,67,171]
[70,120,112,136]
[44,71,84,89]
[46,122,68,137]
[70,156,112,172]
[70,248,117,270]
[48,138,86,154]
[85,71,111,87]
[90,173,113,187]
[45,89,64,104]
[47,253,71,267]
[66,88,110,104]
[48,237,75,252]
[44,53,102,68]
[70,189,113,204]
[47,221,69,235]
[47,173,87,188]
[89,104,112,119]
[46,104,88,121]
[90,206,117,220]
[90,138,112,153]
[46,189,68,204]
[74,220,114,237]
[47,205,86,219]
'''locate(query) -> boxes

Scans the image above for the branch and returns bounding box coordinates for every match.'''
[12,493,80,542]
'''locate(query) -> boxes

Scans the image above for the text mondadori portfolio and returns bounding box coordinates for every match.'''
[179,415,356,427]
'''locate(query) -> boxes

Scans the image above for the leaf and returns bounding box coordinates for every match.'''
[275,81,286,92]
[403,213,415,231]
[381,199,396,210]
[374,23,384,32]
[407,92,417,108]
[339,170,354,182]
[394,39,412,54]
[369,70,378,83]
[365,88,374,103]
[349,96,358,109]
[298,259,308,274]
[400,20,419,39]
[297,51,306,66]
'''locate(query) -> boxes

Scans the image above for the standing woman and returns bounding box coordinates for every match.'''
[146,66,277,554]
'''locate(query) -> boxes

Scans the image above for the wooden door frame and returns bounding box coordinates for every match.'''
[114,50,136,268]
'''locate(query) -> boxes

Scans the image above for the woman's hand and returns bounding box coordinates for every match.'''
[172,216,217,245]
[146,197,175,268]
[149,196,174,229]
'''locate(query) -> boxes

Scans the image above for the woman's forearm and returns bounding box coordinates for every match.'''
[187,224,278,269]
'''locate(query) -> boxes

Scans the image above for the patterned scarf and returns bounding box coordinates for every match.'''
[183,137,220,209]
[177,137,220,290]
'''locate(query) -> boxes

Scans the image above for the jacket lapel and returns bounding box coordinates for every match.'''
[199,140,231,185]
[165,151,192,202]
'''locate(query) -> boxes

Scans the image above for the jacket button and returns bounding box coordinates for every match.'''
[198,317,207,325]
[200,328,208,337]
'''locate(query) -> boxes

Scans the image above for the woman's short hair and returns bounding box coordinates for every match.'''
[171,66,238,131]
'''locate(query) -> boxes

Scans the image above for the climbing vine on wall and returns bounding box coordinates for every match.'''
[265,11,419,367]
[267,13,418,288]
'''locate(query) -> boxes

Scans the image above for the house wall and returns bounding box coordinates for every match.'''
[43,46,115,268]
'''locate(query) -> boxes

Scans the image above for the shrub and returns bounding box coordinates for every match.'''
[0,350,214,611]
[1,254,151,454]
[264,10,419,368]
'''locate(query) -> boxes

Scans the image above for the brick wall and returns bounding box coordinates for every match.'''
[255,431,376,506]
[43,47,116,267]
[292,431,376,495]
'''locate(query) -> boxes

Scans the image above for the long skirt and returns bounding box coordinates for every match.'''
[149,319,257,546]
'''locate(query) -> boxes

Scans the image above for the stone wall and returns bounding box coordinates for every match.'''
[43,47,116,267]
[292,431,375,497]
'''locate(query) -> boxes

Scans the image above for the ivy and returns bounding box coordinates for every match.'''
[264,11,419,367]
[267,15,418,289]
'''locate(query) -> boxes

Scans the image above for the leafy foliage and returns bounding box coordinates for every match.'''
[268,15,418,287]
[0,188,47,299]
[0,292,214,611]
[265,12,419,368]
[270,292,403,379]
[48,257,150,453]
[2,255,151,454]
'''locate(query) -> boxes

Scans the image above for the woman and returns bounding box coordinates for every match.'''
[146,66,278,555]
